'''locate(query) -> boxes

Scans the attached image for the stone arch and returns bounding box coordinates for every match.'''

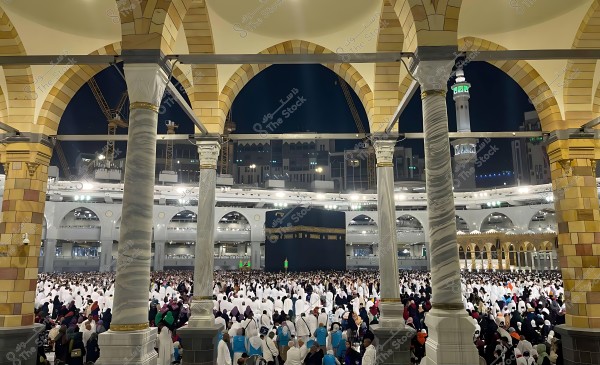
[119,0,192,54]
[458,37,562,132]
[218,40,374,134]
[348,214,378,234]
[348,214,378,226]
[59,206,100,226]
[371,0,404,132]
[388,0,462,52]
[528,208,557,232]
[169,210,197,223]
[182,0,221,134]
[566,0,600,123]
[0,8,36,133]
[456,214,469,233]
[36,42,193,135]
[541,241,553,251]
[480,212,515,233]
[218,211,252,233]
[396,214,423,232]
[519,241,529,252]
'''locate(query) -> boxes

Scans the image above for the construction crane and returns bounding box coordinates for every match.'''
[337,76,376,190]
[165,120,179,171]
[51,139,73,180]
[88,77,128,163]
[219,111,236,175]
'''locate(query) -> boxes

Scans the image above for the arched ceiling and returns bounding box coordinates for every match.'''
[205,0,383,94]
[459,0,591,37]
[0,0,597,128]
[208,0,382,38]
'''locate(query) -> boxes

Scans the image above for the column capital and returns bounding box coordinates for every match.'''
[373,139,396,167]
[197,140,221,169]
[412,60,454,93]
[0,142,53,166]
[546,137,600,164]
[124,63,169,110]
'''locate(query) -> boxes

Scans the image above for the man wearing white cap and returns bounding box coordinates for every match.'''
[285,340,307,365]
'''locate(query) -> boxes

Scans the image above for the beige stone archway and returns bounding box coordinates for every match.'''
[565,0,600,125]
[0,8,36,133]
[458,37,562,132]
[118,0,192,54]
[36,42,193,136]
[388,0,462,52]
[371,0,404,132]
[182,0,221,134]
[218,40,374,135]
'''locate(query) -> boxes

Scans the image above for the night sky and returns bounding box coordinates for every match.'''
[57,60,535,184]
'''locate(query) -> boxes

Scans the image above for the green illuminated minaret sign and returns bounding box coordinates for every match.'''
[451,69,477,190]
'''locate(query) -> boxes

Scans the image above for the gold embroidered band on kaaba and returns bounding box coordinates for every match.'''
[265,226,346,234]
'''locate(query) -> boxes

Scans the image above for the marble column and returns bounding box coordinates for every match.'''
[178,140,222,365]
[414,60,479,365]
[96,63,167,365]
[153,241,165,271]
[371,139,414,365]
[250,241,261,269]
[43,239,57,273]
[517,251,521,271]
[99,240,113,272]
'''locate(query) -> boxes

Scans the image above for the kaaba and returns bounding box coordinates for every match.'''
[264,207,346,272]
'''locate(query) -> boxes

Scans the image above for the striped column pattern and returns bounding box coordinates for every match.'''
[189,141,220,328]
[418,83,463,307]
[110,64,168,331]
[547,138,600,329]
[374,140,401,302]
[414,59,480,365]
[0,143,52,328]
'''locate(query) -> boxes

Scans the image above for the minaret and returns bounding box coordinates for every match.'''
[451,69,477,190]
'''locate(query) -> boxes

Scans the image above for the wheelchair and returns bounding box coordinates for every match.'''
[245,354,267,365]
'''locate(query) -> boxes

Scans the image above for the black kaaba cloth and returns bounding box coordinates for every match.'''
[265,207,346,272]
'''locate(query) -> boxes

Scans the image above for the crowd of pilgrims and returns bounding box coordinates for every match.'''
[32,269,565,365]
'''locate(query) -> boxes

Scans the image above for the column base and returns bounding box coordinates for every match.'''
[96,328,158,365]
[378,301,405,328]
[177,324,223,365]
[0,324,44,365]
[555,325,600,365]
[371,324,416,365]
[422,308,480,365]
